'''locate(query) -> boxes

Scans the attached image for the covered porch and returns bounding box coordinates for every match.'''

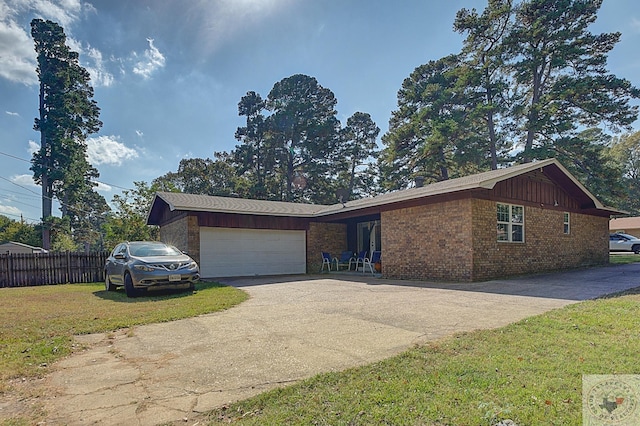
[307,212,382,275]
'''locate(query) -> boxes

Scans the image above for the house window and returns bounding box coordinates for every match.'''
[563,212,570,234]
[497,203,524,242]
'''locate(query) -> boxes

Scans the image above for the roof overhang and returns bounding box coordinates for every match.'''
[147,158,626,225]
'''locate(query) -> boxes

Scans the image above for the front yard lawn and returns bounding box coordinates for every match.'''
[609,253,640,264]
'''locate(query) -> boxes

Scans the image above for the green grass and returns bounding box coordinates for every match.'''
[609,253,640,264]
[207,288,640,425]
[0,281,247,384]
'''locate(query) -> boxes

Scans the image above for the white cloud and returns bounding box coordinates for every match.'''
[132,38,166,79]
[5,111,20,116]
[0,18,37,85]
[84,45,114,87]
[63,37,115,87]
[11,173,38,188]
[86,135,139,166]
[0,1,110,86]
[93,180,112,192]
[0,204,22,217]
[28,140,39,155]
[632,17,640,33]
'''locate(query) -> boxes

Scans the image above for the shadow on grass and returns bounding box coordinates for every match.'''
[92,281,227,302]
[596,285,640,299]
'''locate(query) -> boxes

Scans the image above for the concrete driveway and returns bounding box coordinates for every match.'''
[39,263,640,425]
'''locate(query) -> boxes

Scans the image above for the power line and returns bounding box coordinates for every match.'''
[0,150,149,220]
[0,210,41,223]
[0,149,135,191]
[0,186,41,199]
[0,176,41,197]
[0,195,40,210]
[0,150,31,163]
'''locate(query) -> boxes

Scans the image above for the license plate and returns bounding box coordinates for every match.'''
[169,274,181,282]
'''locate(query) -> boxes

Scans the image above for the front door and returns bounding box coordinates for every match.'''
[357,220,381,257]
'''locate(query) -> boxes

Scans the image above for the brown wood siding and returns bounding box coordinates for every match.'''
[491,175,580,210]
[195,212,309,230]
[155,208,188,225]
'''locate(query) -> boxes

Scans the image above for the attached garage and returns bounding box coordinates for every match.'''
[199,227,306,277]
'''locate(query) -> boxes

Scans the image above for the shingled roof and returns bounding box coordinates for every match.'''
[147,158,622,224]
[150,192,325,218]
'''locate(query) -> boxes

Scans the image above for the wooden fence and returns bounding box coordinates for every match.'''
[0,252,108,288]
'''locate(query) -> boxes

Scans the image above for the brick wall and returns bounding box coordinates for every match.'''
[380,197,609,282]
[306,222,347,273]
[381,199,475,281]
[471,199,609,281]
[160,215,200,265]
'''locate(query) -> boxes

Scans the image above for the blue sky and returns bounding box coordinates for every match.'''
[1,0,639,224]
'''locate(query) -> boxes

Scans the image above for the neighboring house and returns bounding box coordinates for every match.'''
[610,216,640,237]
[147,158,621,282]
[0,241,48,254]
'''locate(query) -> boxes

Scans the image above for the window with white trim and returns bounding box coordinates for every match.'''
[497,203,524,242]
[563,212,570,234]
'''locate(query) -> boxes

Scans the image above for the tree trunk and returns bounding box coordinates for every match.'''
[39,82,52,250]
[485,67,498,170]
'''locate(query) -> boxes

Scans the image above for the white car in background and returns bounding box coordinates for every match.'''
[609,233,640,254]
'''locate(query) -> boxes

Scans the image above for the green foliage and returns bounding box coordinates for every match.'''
[50,232,78,252]
[607,131,640,214]
[380,55,491,189]
[529,128,625,207]
[103,181,159,250]
[338,112,380,200]
[157,74,383,204]
[454,0,515,170]
[30,19,103,248]
[507,0,639,161]
[0,215,41,247]
[234,91,278,199]
[154,154,249,197]
[380,0,639,205]
[266,74,342,203]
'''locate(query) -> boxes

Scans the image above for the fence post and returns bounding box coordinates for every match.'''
[66,251,71,284]
[8,254,14,287]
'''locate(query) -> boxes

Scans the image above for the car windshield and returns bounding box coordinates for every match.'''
[613,233,638,241]
[129,243,182,257]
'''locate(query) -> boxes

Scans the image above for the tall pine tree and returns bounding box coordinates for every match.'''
[31,19,103,249]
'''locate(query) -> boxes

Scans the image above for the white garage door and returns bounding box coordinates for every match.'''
[199,227,306,278]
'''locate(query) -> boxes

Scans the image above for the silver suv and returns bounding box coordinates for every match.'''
[609,233,640,254]
[105,241,200,297]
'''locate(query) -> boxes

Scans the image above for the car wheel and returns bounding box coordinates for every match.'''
[633,245,640,255]
[105,273,116,291]
[124,273,138,298]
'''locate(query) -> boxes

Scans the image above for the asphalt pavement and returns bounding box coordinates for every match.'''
[34,263,640,425]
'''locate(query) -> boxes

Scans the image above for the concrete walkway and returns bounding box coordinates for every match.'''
[39,263,640,425]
